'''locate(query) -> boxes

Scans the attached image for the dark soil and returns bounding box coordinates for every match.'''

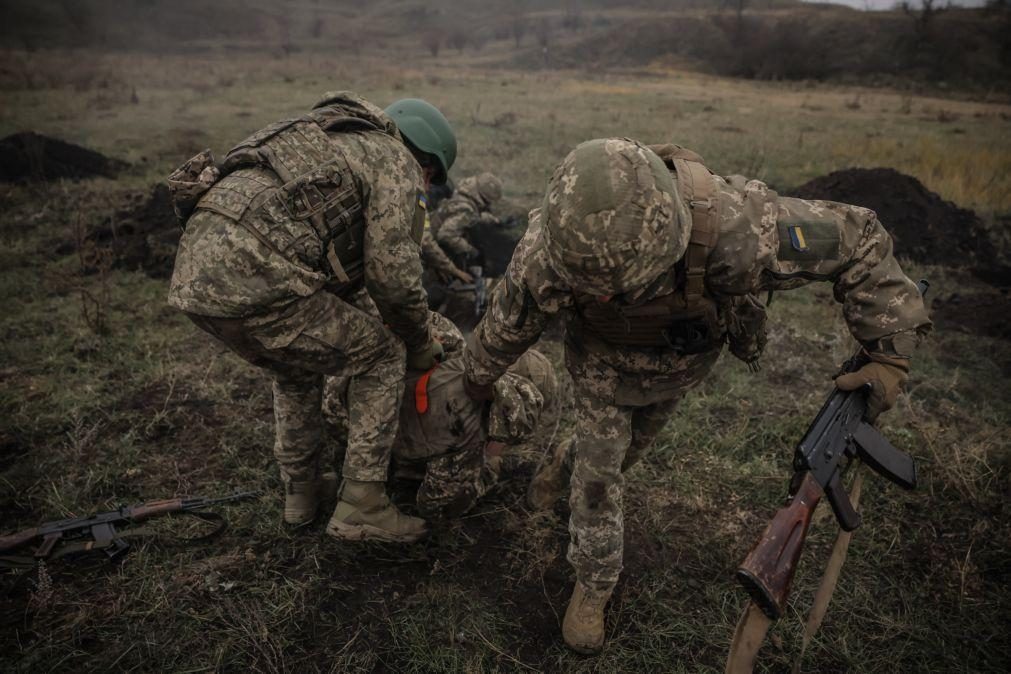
[470,214,526,278]
[57,184,180,278]
[0,132,128,183]
[930,291,1011,340]
[787,167,1000,271]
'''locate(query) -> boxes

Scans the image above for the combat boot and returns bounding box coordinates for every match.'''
[527,438,572,510]
[326,479,428,543]
[562,581,613,654]
[283,472,339,525]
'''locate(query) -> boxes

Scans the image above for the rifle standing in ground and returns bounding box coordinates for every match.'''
[726,281,927,673]
[0,492,259,568]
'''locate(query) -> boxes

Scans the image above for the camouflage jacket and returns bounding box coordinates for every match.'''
[466,169,932,388]
[167,92,432,352]
[421,228,461,278]
[434,176,497,260]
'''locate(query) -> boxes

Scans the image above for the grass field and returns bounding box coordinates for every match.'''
[1,49,1010,672]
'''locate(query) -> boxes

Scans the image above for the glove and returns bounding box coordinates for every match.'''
[407,340,444,371]
[463,375,496,402]
[834,352,910,421]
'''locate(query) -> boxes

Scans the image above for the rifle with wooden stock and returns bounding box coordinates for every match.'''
[0,491,259,569]
[727,281,928,673]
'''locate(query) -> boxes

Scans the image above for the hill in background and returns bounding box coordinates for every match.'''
[1,0,1008,94]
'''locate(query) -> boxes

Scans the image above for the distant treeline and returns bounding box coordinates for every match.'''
[1,0,1008,92]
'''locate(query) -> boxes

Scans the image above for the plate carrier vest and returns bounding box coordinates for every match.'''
[192,106,394,296]
[575,146,724,355]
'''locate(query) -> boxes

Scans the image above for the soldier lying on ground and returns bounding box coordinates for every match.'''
[166,92,457,543]
[462,138,931,654]
[323,312,565,520]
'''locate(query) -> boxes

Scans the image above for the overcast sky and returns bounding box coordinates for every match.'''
[805,0,987,8]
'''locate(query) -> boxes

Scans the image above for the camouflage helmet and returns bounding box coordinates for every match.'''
[542,138,690,296]
[384,98,457,185]
[474,172,503,204]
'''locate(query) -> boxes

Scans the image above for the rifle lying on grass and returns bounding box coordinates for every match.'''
[0,492,259,568]
[728,281,927,672]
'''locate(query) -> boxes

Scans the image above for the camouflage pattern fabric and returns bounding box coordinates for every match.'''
[398,353,556,519]
[434,173,503,262]
[465,139,932,591]
[168,92,432,354]
[168,93,434,492]
[186,288,404,483]
[166,148,220,225]
[542,138,689,296]
[321,317,560,520]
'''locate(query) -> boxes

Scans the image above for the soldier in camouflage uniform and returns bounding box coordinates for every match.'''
[434,172,504,265]
[323,314,563,519]
[167,92,457,543]
[462,138,931,653]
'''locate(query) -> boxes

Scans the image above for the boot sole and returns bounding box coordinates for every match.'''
[563,637,603,655]
[325,519,427,543]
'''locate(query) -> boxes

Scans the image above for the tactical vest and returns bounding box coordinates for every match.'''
[192,108,391,296]
[576,146,724,354]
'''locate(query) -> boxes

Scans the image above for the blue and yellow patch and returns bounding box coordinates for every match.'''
[788,225,808,252]
[777,219,840,261]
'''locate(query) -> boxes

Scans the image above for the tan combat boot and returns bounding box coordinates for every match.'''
[562,581,613,654]
[326,479,428,543]
[527,438,572,510]
[283,472,339,525]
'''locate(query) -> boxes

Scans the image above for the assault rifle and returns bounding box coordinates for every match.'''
[736,281,927,621]
[446,265,487,321]
[0,492,259,567]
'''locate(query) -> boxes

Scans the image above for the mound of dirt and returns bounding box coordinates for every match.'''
[931,292,1011,341]
[787,168,1000,270]
[0,131,128,182]
[58,184,180,278]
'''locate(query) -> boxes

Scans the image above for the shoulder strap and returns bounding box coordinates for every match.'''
[672,157,718,305]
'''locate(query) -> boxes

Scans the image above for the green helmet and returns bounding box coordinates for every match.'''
[385,98,457,185]
[542,138,690,296]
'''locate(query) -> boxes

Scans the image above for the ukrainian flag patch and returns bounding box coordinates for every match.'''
[788,225,808,252]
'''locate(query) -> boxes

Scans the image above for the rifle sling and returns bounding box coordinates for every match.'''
[0,511,227,571]
[792,464,865,673]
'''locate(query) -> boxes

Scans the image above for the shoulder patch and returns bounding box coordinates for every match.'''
[777,219,839,261]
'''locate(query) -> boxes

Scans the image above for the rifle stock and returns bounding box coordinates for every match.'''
[736,472,823,620]
[0,527,40,553]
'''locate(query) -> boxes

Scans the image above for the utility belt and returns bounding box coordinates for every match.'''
[576,291,725,354]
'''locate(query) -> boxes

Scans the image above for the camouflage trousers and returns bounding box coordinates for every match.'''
[564,337,722,592]
[187,289,405,484]
[411,448,499,520]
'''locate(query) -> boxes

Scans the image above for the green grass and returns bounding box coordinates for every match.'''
[1,49,1010,672]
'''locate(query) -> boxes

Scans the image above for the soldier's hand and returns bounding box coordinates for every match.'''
[453,268,474,284]
[407,339,444,371]
[834,353,910,422]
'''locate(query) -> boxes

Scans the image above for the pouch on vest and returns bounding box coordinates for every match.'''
[724,293,768,370]
[167,149,220,227]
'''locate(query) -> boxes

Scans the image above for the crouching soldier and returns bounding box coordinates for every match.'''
[462,138,931,653]
[433,172,504,266]
[166,92,457,543]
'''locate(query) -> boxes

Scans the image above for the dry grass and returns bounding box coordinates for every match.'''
[0,47,1009,672]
